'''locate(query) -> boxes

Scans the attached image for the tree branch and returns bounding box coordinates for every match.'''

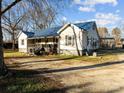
[2,26,13,34]
[1,0,22,15]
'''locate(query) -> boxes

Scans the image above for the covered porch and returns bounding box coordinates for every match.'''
[27,36,60,55]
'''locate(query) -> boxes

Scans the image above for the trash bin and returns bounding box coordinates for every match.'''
[93,52,97,57]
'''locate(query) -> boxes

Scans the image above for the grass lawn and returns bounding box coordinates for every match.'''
[0,69,63,93]
[47,53,119,63]
[2,50,64,93]
[4,50,29,58]
[4,49,123,63]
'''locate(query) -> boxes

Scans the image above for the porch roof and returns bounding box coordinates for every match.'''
[33,26,62,38]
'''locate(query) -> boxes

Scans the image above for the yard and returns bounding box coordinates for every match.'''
[1,49,124,93]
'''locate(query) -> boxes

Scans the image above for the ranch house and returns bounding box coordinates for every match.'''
[17,21,100,56]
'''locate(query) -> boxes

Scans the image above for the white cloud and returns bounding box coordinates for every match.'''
[75,12,122,27]
[73,0,118,12]
[73,0,81,4]
[74,0,118,6]
[75,19,111,26]
[75,12,123,29]
[95,13,121,21]
[79,6,95,12]
[75,20,85,23]
[95,19,112,26]
[75,19,112,26]
[83,0,118,6]
[94,12,121,26]
[115,10,120,13]
[62,16,67,21]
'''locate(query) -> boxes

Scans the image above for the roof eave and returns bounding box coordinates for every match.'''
[57,23,71,34]
[17,31,23,39]
[28,35,59,39]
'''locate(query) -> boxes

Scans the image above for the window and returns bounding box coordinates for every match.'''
[65,35,68,45]
[93,24,96,30]
[38,39,41,42]
[87,36,89,45]
[65,35,75,46]
[72,35,75,46]
[68,36,72,45]
[30,49,33,53]
[21,39,24,45]
[93,41,97,47]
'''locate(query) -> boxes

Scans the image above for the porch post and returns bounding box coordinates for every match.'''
[58,36,60,54]
[45,37,48,54]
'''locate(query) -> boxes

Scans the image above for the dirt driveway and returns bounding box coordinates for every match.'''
[7,55,124,93]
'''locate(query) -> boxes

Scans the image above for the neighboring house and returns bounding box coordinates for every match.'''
[100,36,124,49]
[17,21,100,56]
[100,37,115,49]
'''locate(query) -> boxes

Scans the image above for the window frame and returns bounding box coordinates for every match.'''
[65,35,75,46]
[21,39,24,45]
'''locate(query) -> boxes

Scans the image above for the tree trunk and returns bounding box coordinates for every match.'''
[12,30,15,50]
[72,26,81,56]
[0,1,8,76]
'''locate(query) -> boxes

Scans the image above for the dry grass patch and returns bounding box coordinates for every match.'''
[51,54,119,64]
[0,69,64,93]
[4,50,29,58]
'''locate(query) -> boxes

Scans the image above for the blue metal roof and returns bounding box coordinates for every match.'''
[24,21,96,38]
[74,21,95,31]
[22,31,34,38]
[33,26,62,38]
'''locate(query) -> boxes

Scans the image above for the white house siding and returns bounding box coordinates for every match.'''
[59,24,87,55]
[82,31,88,49]
[87,27,99,50]
[18,32,28,52]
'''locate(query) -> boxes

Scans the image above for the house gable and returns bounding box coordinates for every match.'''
[87,22,99,40]
[57,24,70,34]
[59,24,86,55]
[18,32,28,52]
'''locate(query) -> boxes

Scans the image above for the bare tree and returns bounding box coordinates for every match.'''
[2,0,59,51]
[2,7,27,50]
[27,0,57,30]
[112,27,121,36]
[0,0,70,76]
[0,0,22,76]
[112,27,121,47]
[97,27,109,38]
[0,0,55,76]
